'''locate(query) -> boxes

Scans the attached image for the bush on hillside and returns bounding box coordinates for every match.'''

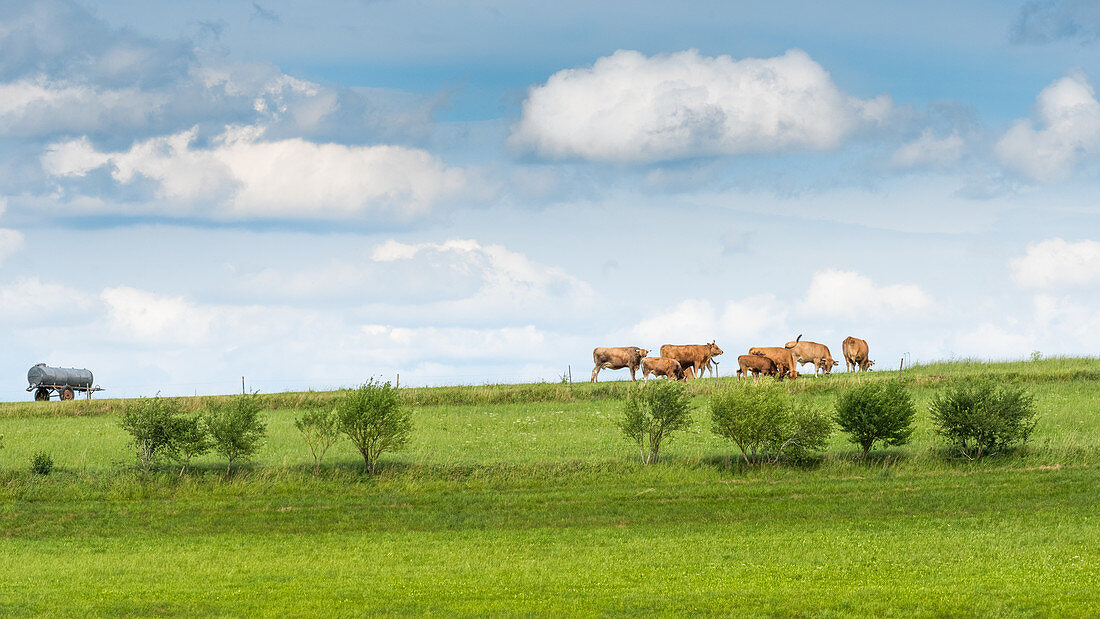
[120,396,197,472]
[930,380,1037,459]
[835,381,916,459]
[31,451,53,475]
[205,393,267,476]
[336,379,410,474]
[295,406,342,474]
[617,380,693,465]
[710,384,832,465]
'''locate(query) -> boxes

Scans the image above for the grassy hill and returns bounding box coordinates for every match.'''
[0,358,1098,615]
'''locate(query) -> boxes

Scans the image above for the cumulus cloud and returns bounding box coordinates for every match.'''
[0,228,26,264]
[0,277,92,322]
[42,126,469,219]
[627,295,787,346]
[995,72,1100,182]
[0,0,438,142]
[239,239,594,327]
[950,323,1036,360]
[804,269,931,317]
[510,48,891,162]
[1011,237,1100,288]
[890,130,965,169]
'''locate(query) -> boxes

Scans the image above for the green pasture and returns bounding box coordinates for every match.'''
[0,358,1098,615]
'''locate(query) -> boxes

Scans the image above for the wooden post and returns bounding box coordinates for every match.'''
[242,376,245,395]
[568,365,572,385]
[396,373,400,389]
[898,358,904,378]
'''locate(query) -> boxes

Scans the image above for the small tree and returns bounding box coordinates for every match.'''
[710,385,832,465]
[171,414,211,477]
[617,380,692,465]
[296,406,342,474]
[205,393,267,476]
[31,451,53,475]
[835,381,916,459]
[335,380,410,474]
[930,380,1037,459]
[120,395,188,472]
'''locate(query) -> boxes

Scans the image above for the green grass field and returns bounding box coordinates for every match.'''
[1,359,1098,616]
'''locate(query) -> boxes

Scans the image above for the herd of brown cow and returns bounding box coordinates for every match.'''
[590,336,875,383]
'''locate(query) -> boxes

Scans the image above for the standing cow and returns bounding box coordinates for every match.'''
[842,336,875,372]
[641,357,685,382]
[747,346,799,380]
[659,341,723,379]
[591,347,649,382]
[785,334,839,376]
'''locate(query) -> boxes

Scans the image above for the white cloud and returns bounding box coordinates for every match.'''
[0,277,93,322]
[510,48,891,162]
[101,287,216,346]
[627,294,788,347]
[1011,237,1100,288]
[950,323,1036,360]
[890,130,965,169]
[0,228,26,265]
[42,126,470,219]
[0,77,168,137]
[995,72,1100,182]
[804,269,931,317]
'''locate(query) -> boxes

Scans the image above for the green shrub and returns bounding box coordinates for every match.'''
[336,380,410,474]
[120,396,193,472]
[835,381,916,459]
[171,413,212,476]
[710,384,832,465]
[204,393,267,476]
[295,406,342,474]
[31,451,53,475]
[617,380,692,465]
[930,381,1037,459]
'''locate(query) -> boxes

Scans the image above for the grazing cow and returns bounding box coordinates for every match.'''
[641,357,685,382]
[736,354,778,381]
[591,346,649,382]
[842,336,874,372]
[784,334,839,376]
[660,341,723,379]
[747,346,799,380]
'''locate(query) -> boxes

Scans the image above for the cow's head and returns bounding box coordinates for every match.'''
[673,364,686,381]
[866,360,876,370]
[635,347,650,358]
[708,341,723,356]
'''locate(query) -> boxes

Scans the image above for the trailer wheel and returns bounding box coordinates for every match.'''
[34,387,50,401]
[61,388,74,401]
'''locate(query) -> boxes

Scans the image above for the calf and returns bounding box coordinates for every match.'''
[641,357,685,382]
[736,354,778,381]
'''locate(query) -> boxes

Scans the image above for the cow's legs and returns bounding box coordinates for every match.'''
[591,365,601,382]
[629,366,637,381]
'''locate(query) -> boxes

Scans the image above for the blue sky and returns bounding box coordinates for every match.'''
[2,0,1100,399]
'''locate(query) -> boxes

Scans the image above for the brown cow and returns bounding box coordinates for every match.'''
[641,357,685,382]
[785,334,839,376]
[747,346,799,380]
[660,341,723,379]
[842,336,874,372]
[591,346,649,382]
[736,354,778,381]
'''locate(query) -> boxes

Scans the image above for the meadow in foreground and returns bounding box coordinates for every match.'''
[0,358,1097,616]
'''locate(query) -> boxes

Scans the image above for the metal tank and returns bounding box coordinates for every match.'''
[28,363,94,389]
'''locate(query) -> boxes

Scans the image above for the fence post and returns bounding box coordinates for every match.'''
[568,365,572,385]
[898,358,904,378]
[241,376,245,395]
[396,373,400,389]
